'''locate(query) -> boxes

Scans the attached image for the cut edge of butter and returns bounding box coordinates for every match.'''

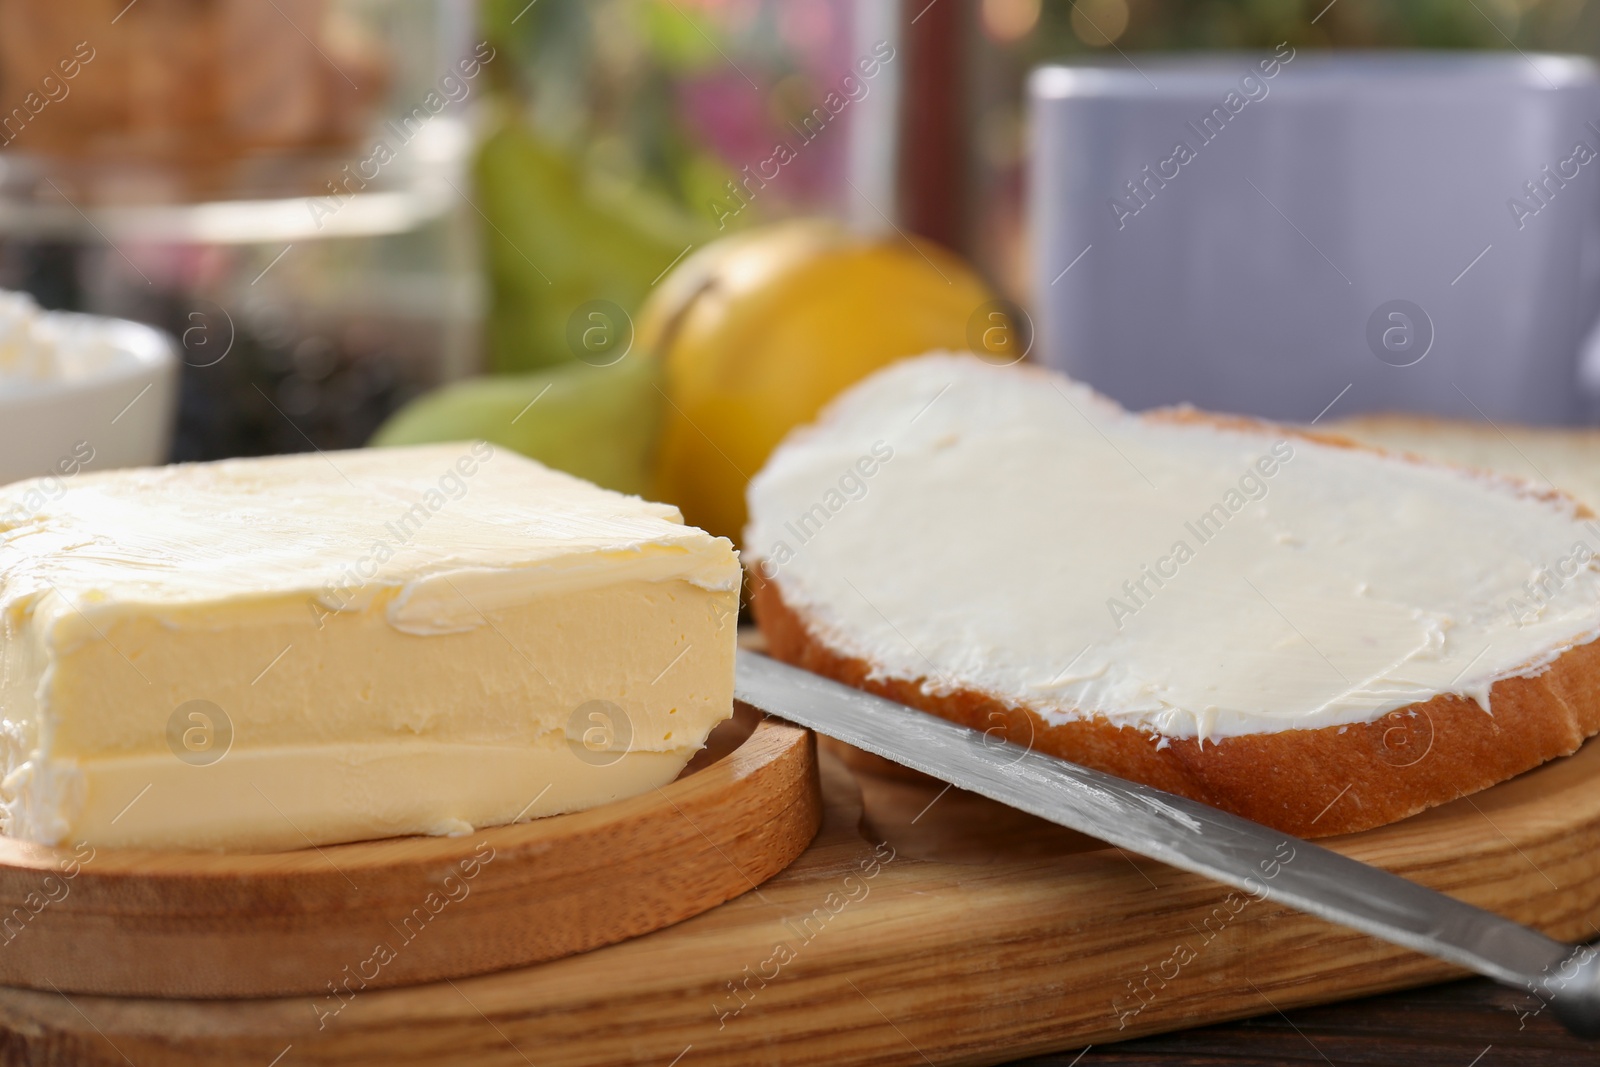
[2,739,695,852]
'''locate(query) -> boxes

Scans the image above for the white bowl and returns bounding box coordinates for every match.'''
[0,313,178,489]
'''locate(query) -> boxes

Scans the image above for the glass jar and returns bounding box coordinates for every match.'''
[0,0,483,460]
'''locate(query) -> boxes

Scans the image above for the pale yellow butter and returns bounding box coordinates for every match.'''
[0,443,740,850]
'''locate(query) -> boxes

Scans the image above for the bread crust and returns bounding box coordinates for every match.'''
[750,575,1600,838]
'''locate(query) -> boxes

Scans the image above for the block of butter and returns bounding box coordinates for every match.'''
[0,443,740,850]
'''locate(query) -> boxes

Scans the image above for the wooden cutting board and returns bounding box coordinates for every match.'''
[2,726,1597,1066]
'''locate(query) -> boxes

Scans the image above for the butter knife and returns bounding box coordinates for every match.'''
[734,649,1600,1036]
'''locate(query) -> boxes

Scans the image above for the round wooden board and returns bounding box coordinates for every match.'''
[0,708,820,999]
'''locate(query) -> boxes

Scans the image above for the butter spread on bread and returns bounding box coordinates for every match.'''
[746,354,1600,835]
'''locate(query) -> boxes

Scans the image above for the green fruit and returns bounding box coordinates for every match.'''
[370,356,661,497]
[475,112,703,373]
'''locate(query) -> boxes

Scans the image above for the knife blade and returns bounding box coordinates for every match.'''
[733,649,1600,1036]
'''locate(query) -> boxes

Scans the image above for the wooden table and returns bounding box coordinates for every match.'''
[1006,978,1595,1065]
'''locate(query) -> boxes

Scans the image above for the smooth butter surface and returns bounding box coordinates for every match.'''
[745,354,1600,740]
[0,443,740,849]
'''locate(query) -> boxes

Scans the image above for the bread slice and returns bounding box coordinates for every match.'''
[1332,413,1600,512]
[745,355,1600,837]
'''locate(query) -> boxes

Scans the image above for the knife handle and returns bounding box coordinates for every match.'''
[1546,942,1600,1038]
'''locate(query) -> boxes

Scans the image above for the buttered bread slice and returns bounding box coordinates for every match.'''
[0,443,739,850]
[745,354,1600,836]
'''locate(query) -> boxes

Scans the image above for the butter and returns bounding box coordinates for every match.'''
[0,290,59,387]
[0,289,121,391]
[745,354,1600,741]
[0,443,740,850]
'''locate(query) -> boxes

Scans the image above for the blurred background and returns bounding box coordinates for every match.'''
[6,0,1600,541]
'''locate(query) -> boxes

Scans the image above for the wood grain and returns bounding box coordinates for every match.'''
[0,707,821,998]
[1,728,1596,1066]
